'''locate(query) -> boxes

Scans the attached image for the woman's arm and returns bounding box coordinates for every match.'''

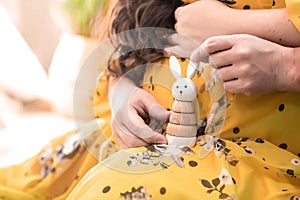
[175,0,300,46]
[232,8,300,47]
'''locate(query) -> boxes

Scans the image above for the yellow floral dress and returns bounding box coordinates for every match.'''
[1,0,300,199]
[67,54,300,199]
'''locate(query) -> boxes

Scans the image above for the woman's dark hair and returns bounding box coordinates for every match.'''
[106,0,184,78]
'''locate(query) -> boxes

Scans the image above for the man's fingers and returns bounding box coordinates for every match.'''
[165,46,190,58]
[191,35,235,63]
[202,35,233,53]
[166,33,199,58]
[190,45,209,63]
[167,33,183,46]
[223,79,245,94]
[208,50,234,68]
[218,65,237,82]
[165,45,193,58]
[223,80,238,94]
[167,33,199,48]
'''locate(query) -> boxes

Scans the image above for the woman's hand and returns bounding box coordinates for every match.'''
[166,0,236,58]
[174,0,235,44]
[191,34,299,95]
[108,76,169,148]
[175,0,300,46]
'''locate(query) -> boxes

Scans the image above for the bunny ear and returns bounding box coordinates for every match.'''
[169,56,182,79]
[186,60,197,79]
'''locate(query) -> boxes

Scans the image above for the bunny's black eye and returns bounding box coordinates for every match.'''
[176,86,179,89]
[185,85,187,88]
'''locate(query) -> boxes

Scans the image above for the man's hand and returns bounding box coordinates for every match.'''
[191,34,296,95]
[165,33,200,58]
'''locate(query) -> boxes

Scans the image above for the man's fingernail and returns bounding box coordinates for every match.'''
[157,139,167,144]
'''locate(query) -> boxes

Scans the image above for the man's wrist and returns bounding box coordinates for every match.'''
[289,47,300,91]
[280,47,300,92]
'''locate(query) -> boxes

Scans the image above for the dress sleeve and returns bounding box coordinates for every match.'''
[285,0,300,31]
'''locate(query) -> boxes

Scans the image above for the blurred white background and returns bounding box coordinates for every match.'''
[0,0,103,167]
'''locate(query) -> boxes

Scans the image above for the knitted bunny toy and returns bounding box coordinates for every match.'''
[166,56,198,147]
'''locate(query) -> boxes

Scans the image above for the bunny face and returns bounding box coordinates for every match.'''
[172,78,197,101]
[169,56,198,102]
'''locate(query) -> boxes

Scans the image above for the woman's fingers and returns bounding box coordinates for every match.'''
[111,121,148,149]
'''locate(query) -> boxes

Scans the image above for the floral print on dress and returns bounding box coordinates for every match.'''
[197,135,239,167]
[290,195,300,200]
[290,158,300,166]
[56,134,81,162]
[39,134,81,179]
[204,99,228,136]
[200,168,236,200]
[218,168,233,185]
[120,186,152,200]
[39,147,55,178]
[230,137,258,155]
[127,144,195,169]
